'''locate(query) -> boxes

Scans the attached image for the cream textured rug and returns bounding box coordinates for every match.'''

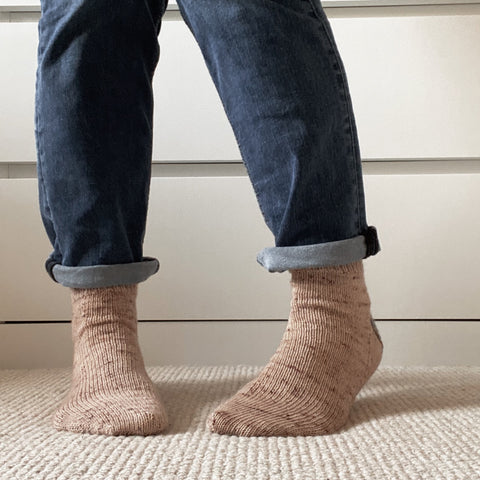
[0,365,479,480]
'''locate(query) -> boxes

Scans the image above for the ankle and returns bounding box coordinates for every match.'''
[290,261,364,282]
[290,260,367,298]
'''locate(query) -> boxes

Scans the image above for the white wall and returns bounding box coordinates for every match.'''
[1,1,479,367]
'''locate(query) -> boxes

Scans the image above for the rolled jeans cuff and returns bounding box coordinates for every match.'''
[257,227,380,273]
[45,256,160,288]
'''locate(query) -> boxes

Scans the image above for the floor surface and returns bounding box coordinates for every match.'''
[1,365,479,480]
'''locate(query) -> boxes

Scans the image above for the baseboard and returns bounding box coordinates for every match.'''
[0,320,479,369]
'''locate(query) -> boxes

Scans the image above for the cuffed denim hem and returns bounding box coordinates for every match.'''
[45,256,160,288]
[257,227,380,273]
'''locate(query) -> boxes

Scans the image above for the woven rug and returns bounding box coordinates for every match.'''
[0,365,479,480]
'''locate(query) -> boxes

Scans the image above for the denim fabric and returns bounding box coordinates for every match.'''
[258,232,369,273]
[47,257,160,289]
[35,0,380,288]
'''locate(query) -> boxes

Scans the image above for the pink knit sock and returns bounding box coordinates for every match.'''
[53,284,169,435]
[207,261,383,436]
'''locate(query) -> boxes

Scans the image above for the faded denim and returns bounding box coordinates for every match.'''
[35,0,380,288]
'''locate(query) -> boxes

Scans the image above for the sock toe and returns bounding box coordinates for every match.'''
[208,393,301,437]
[54,402,168,435]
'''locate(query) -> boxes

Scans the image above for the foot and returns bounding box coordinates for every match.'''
[53,285,168,435]
[207,261,383,436]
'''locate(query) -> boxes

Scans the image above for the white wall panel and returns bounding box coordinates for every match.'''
[140,177,290,320]
[0,179,70,321]
[332,12,480,159]
[364,173,480,318]
[2,9,479,163]
[2,174,480,322]
[1,321,479,369]
[152,19,240,162]
[0,177,291,322]
[0,22,37,162]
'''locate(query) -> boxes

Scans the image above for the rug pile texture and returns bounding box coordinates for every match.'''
[0,365,479,479]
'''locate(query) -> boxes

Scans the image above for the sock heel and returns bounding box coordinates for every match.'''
[366,322,384,379]
[369,317,383,346]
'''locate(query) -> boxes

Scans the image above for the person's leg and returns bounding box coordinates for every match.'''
[35,0,169,435]
[175,0,382,436]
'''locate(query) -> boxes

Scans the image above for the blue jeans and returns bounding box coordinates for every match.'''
[35,0,380,289]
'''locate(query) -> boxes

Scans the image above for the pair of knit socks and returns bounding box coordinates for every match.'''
[53,261,383,436]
